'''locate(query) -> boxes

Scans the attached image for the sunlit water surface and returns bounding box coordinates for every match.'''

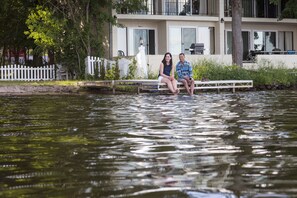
[0,91,297,198]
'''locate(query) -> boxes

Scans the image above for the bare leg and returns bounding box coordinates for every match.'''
[171,79,179,94]
[180,79,190,95]
[190,80,195,95]
[161,78,175,94]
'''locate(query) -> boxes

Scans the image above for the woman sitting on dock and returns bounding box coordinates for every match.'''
[158,52,179,94]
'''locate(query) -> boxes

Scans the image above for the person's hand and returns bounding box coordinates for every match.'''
[169,76,174,81]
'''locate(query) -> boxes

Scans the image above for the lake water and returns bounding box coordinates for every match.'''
[0,91,297,198]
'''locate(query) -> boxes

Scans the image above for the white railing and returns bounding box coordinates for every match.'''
[0,64,55,81]
[85,56,115,77]
[85,56,101,75]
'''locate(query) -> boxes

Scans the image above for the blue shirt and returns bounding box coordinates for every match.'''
[160,63,172,76]
[176,60,192,79]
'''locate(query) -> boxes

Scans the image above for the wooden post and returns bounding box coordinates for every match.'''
[112,80,115,94]
[217,83,220,94]
[232,83,235,93]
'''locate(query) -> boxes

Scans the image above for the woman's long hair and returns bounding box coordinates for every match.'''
[162,52,172,66]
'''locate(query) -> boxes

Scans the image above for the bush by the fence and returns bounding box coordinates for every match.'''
[192,60,251,81]
[124,58,137,80]
[191,59,297,88]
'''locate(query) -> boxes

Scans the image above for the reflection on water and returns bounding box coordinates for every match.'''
[0,91,297,197]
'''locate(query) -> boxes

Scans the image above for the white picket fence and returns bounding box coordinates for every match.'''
[85,56,115,76]
[0,64,55,81]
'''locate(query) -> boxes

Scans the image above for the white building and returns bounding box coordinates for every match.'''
[111,0,295,56]
[107,0,297,70]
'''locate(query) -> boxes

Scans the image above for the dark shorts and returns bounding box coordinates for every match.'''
[178,78,194,84]
[178,78,192,82]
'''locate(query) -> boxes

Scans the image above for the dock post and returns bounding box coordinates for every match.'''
[217,83,220,94]
[112,80,115,94]
[232,83,235,93]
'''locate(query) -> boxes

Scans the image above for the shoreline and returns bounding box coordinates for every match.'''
[0,84,296,96]
[0,85,80,95]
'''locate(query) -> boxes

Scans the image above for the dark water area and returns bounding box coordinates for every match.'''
[0,91,297,198]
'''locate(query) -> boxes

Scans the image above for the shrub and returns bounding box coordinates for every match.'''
[192,60,246,80]
[147,64,158,79]
[191,59,297,87]
[249,65,297,86]
[114,60,120,80]
[125,58,137,79]
[105,67,115,80]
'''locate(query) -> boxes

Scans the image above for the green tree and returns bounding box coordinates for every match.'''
[270,0,297,19]
[0,0,35,65]
[25,0,145,78]
[25,6,65,65]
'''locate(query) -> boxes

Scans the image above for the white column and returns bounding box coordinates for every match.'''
[216,0,225,55]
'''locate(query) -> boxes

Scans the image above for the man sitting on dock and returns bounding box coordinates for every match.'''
[176,53,195,95]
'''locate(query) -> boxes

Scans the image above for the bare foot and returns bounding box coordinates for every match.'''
[174,89,180,95]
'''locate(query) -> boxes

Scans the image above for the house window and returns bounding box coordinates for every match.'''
[141,0,157,15]
[169,27,182,54]
[225,0,279,18]
[256,0,277,18]
[146,0,154,14]
[117,27,127,56]
[224,0,231,17]
[192,0,217,16]
[278,31,294,51]
[253,31,276,51]
[226,31,251,60]
[128,29,156,56]
[169,27,196,55]
[164,0,188,15]
[169,26,214,55]
[242,0,255,17]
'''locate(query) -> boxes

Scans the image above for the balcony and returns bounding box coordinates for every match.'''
[117,0,218,17]
[225,0,295,19]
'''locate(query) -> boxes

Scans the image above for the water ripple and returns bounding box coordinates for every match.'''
[0,91,297,197]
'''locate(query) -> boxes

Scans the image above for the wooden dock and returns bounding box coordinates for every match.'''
[77,80,253,94]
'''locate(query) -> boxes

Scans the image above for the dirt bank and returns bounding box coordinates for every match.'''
[0,85,80,95]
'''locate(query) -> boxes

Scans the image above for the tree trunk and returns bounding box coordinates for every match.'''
[231,0,243,67]
[9,49,12,64]
[48,49,55,65]
[1,45,6,65]
[14,46,20,64]
[86,1,91,56]
[24,48,27,64]
[33,54,42,66]
[75,45,81,76]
